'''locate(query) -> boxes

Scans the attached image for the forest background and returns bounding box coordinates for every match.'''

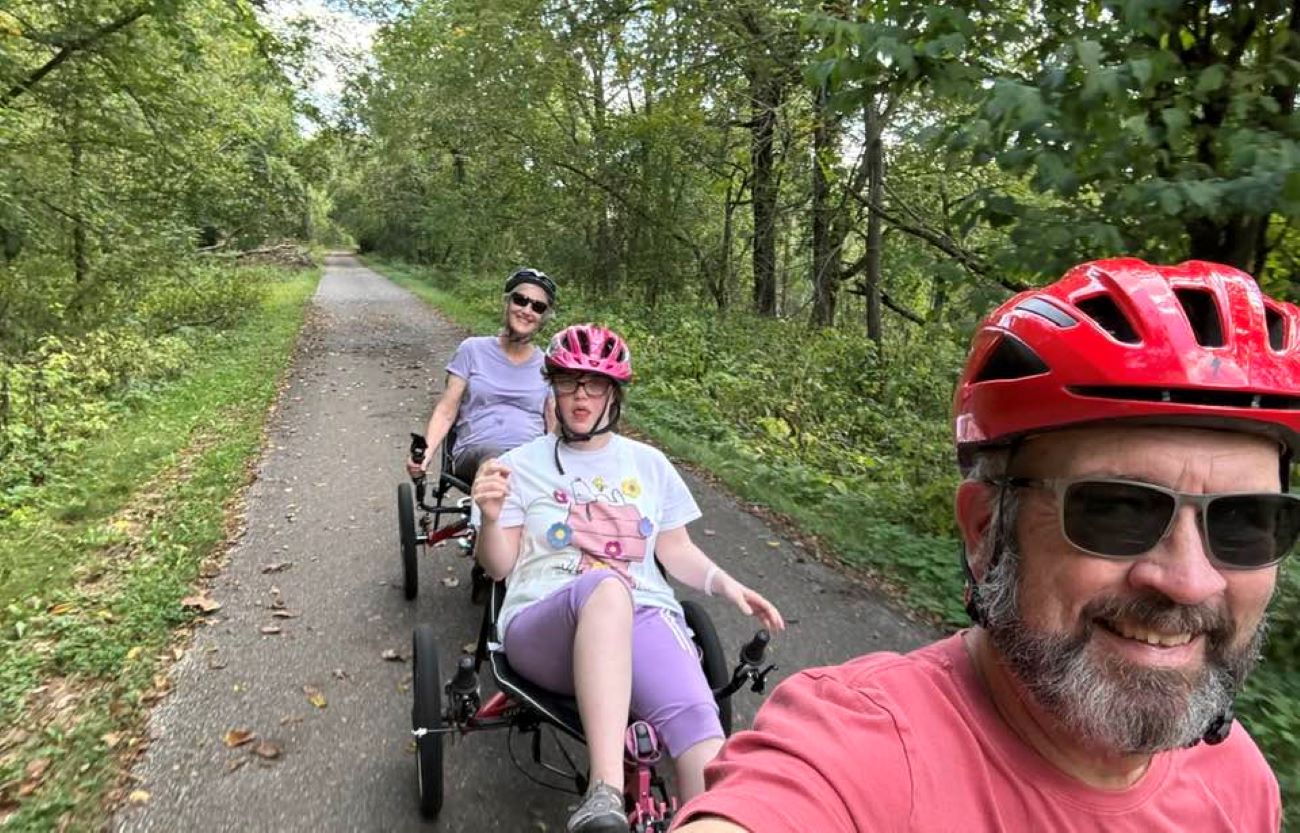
[2,0,1299,827]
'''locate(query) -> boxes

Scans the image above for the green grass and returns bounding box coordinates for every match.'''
[0,268,318,830]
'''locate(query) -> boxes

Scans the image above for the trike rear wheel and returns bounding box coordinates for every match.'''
[398,482,418,600]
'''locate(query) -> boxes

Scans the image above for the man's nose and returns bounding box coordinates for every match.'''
[1127,506,1227,606]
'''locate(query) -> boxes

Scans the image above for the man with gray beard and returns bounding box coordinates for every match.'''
[674,258,1292,832]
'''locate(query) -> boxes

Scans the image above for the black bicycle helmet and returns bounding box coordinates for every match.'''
[504,268,557,305]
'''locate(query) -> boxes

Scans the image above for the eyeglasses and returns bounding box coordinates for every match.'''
[1001,477,1300,570]
[509,292,549,315]
[551,374,613,396]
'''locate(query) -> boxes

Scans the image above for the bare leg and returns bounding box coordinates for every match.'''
[674,737,724,800]
[574,577,634,791]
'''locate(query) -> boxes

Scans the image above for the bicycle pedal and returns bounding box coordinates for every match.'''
[624,721,661,763]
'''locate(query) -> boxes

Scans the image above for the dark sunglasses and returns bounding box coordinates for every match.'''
[509,292,549,315]
[551,374,613,396]
[1002,477,1300,570]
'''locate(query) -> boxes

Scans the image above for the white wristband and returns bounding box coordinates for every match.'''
[704,565,722,597]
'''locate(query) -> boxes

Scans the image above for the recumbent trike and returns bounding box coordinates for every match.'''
[395,430,491,603]
[409,576,776,831]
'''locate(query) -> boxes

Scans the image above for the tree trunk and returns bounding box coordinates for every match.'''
[810,81,838,327]
[70,112,89,285]
[1186,215,1269,274]
[863,112,884,342]
[749,67,780,316]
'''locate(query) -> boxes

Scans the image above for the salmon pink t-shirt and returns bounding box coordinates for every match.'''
[673,633,1280,832]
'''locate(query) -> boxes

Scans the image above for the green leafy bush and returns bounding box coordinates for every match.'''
[0,263,271,516]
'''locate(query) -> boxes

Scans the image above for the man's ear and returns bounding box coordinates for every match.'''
[956,479,996,580]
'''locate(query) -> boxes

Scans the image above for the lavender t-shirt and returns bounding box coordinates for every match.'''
[446,337,548,458]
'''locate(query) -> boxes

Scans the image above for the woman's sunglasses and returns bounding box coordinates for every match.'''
[1002,476,1300,570]
[509,292,549,315]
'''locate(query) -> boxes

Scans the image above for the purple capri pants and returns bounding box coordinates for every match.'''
[502,571,723,758]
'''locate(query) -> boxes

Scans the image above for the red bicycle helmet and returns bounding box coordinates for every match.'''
[954,258,1300,471]
[545,324,632,383]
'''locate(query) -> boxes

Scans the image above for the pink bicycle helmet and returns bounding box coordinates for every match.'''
[545,324,632,383]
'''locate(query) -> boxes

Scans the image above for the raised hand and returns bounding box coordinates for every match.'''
[470,458,512,523]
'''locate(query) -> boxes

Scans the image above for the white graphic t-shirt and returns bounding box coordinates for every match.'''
[487,433,702,638]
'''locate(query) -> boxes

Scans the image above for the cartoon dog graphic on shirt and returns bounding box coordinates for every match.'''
[546,479,654,584]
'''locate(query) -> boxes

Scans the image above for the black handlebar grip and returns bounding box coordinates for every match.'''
[409,433,428,464]
[741,630,770,666]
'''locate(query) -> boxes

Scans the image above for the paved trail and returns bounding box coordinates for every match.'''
[114,254,934,832]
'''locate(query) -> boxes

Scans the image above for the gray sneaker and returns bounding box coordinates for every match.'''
[566,780,627,833]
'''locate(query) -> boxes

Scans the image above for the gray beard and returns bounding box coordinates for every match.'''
[978,547,1266,754]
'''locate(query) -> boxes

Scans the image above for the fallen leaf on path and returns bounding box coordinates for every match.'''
[260,562,293,574]
[270,610,299,619]
[18,758,50,794]
[380,649,404,662]
[125,646,144,661]
[172,647,185,661]
[226,758,247,773]
[223,729,256,748]
[304,686,327,709]
[252,741,281,760]
[102,732,122,749]
[260,625,282,635]
[461,642,476,655]
[703,529,716,536]
[207,658,228,670]
[47,602,75,615]
[440,577,460,588]
[279,715,303,726]
[332,668,349,681]
[766,540,781,548]
[127,789,150,804]
[181,595,221,614]
[405,740,417,754]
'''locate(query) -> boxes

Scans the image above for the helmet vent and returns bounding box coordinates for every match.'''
[1015,298,1077,328]
[972,335,1050,383]
[1071,385,1300,410]
[1173,289,1225,347]
[1266,305,1287,351]
[1075,294,1140,343]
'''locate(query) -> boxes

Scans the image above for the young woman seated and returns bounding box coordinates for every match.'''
[471,324,785,833]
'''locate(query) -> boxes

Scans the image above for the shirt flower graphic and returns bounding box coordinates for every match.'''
[604,540,623,558]
[592,476,607,492]
[546,522,573,549]
[638,517,654,537]
[621,478,642,499]
[553,489,569,504]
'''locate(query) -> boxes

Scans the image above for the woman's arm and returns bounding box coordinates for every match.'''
[655,526,784,632]
[418,374,468,471]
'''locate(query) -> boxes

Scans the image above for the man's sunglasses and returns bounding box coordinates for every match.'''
[1002,477,1300,570]
[509,292,549,315]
